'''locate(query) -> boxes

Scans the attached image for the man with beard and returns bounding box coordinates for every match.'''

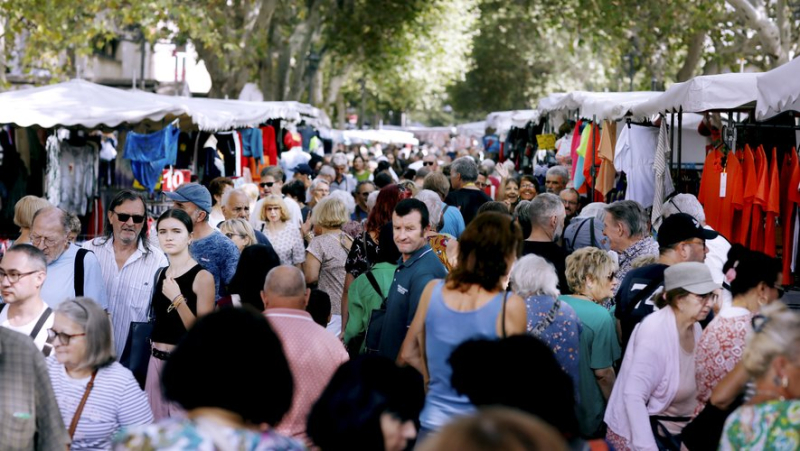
[522,193,570,294]
[83,190,167,357]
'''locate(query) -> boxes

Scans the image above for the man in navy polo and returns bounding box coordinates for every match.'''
[377,199,447,360]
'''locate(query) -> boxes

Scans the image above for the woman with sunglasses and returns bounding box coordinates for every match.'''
[559,247,621,438]
[259,194,305,268]
[218,218,257,253]
[146,209,215,420]
[719,303,800,450]
[605,262,719,450]
[47,297,152,449]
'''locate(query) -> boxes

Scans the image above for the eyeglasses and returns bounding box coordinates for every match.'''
[561,199,579,206]
[689,292,717,304]
[607,272,616,281]
[0,270,40,284]
[359,191,372,197]
[224,233,245,239]
[30,234,64,248]
[520,184,536,189]
[47,328,86,345]
[113,211,146,224]
[770,284,785,299]
[423,161,435,166]
[260,182,275,188]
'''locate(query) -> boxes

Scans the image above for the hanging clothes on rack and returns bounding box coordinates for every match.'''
[763,148,781,257]
[595,121,617,199]
[614,124,660,208]
[569,121,583,181]
[652,120,676,230]
[750,146,769,252]
[58,139,99,215]
[124,123,179,193]
[239,128,264,164]
[780,148,799,283]
[698,148,743,241]
[580,123,602,199]
[732,145,757,247]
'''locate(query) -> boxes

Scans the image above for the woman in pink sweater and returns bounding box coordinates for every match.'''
[604,262,719,451]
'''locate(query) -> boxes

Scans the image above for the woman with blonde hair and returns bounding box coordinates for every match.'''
[719,302,800,450]
[259,194,305,268]
[218,218,257,253]
[559,247,621,438]
[305,196,353,335]
[13,195,51,244]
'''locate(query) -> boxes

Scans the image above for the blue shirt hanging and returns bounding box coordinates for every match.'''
[124,124,180,193]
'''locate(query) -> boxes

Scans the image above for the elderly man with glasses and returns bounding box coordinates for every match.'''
[30,206,107,310]
[330,152,357,193]
[82,190,167,357]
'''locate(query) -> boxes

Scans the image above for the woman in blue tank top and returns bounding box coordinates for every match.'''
[399,212,527,438]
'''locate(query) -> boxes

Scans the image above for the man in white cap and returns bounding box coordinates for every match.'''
[166,183,239,300]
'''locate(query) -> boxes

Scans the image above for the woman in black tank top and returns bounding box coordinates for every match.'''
[146,209,214,420]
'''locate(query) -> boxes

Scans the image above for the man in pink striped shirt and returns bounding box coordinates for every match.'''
[262,266,349,444]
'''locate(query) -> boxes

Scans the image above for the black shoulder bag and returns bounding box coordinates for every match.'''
[74,248,89,297]
[346,270,384,359]
[120,266,165,389]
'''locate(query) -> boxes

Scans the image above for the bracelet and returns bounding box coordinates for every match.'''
[167,295,185,313]
[171,293,183,303]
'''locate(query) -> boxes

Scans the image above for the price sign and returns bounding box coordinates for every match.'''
[536,134,557,150]
[161,169,192,192]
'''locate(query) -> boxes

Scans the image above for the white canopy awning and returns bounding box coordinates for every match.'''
[485,110,540,133]
[631,72,761,118]
[334,129,419,146]
[0,79,332,131]
[0,79,184,129]
[756,58,800,121]
[538,91,662,121]
[455,121,486,137]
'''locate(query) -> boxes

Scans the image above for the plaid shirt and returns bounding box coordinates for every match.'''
[0,328,70,450]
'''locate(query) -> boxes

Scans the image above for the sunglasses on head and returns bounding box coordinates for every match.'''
[260,182,275,188]
[114,212,145,224]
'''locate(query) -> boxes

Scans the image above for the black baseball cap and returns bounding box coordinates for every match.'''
[657,213,719,248]
[294,163,315,176]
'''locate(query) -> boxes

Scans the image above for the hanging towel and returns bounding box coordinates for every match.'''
[595,121,617,198]
[652,121,675,230]
[124,124,179,193]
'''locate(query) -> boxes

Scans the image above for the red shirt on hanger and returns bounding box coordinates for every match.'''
[698,148,743,241]
[733,145,757,247]
[764,148,781,257]
[750,146,769,252]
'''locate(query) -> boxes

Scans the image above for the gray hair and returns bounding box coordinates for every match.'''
[367,191,379,211]
[264,266,306,298]
[32,206,71,237]
[510,254,560,298]
[310,178,330,192]
[661,194,706,224]
[328,189,356,215]
[578,202,608,222]
[450,156,479,182]
[318,165,336,179]
[605,200,648,238]
[221,188,249,208]
[55,297,115,369]
[546,165,570,183]
[331,153,349,167]
[415,190,443,229]
[742,302,800,379]
[527,193,565,228]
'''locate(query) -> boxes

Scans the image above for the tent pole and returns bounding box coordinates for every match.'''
[669,112,675,169]
[591,114,597,200]
[677,107,683,183]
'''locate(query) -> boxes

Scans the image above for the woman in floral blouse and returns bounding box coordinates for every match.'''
[720,302,800,451]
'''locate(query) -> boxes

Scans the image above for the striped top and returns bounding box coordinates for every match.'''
[83,238,167,358]
[46,358,153,450]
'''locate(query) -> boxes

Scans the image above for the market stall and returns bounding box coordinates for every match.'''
[756,56,800,121]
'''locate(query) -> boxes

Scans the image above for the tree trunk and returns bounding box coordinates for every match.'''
[726,0,787,66]
[677,31,706,82]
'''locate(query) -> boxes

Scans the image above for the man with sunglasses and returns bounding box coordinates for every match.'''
[82,190,167,357]
[0,244,54,354]
[30,207,107,310]
[614,213,718,353]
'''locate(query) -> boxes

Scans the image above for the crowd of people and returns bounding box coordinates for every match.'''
[1,144,799,450]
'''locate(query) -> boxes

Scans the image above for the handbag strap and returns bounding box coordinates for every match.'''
[68,369,98,439]
[365,271,384,299]
[501,289,509,338]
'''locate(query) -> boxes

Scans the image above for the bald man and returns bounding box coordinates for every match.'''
[262,266,348,443]
[222,189,276,250]
[30,207,107,309]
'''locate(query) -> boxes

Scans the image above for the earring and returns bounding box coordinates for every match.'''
[782,375,789,389]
